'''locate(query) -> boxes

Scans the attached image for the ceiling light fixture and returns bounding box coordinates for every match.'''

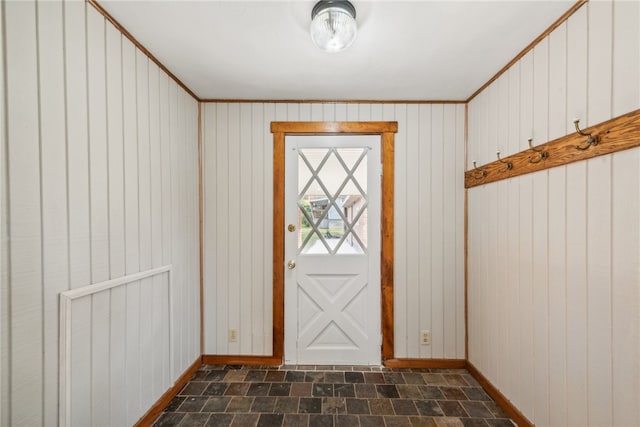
[310,0,357,53]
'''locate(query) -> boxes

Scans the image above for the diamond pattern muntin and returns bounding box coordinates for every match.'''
[297,147,368,255]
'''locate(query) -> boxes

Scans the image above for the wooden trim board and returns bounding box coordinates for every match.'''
[380,131,395,361]
[202,99,465,105]
[271,121,397,363]
[202,355,282,366]
[271,121,398,135]
[272,131,286,362]
[466,362,533,427]
[384,359,466,369]
[465,109,640,188]
[134,356,202,426]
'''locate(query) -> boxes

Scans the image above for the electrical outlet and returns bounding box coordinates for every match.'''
[229,329,238,342]
[420,330,431,346]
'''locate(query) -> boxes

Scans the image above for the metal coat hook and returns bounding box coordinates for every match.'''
[471,161,487,179]
[496,151,513,171]
[527,138,548,163]
[574,119,599,150]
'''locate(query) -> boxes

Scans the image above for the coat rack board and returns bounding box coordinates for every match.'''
[464,108,640,189]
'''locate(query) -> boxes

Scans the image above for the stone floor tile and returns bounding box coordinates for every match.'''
[419,386,444,400]
[462,388,491,401]
[299,397,323,414]
[269,383,291,396]
[251,396,277,413]
[154,412,186,426]
[202,396,231,412]
[180,396,209,412]
[205,413,234,427]
[165,396,186,412]
[345,372,365,384]
[275,397,299,413]
[205,370,228,382]
[179,413,211,426]
[325,372,346,383]
[484,419,515,427]
[443,375,469,387]
[313,383,334,397]
[204,382,229,396]
[408,416,438,427]
[345,398,370,415]
[363,372,385,384]
[190,370,211,381]
[392,399,419,415]
[359,415,386,427]
[368,398,394,415]
[384,372,406,384]
[291,382,313,397]
[414,400,444,417]
[225,383,250,396]
[306,372,325,383]
[462,375,481,388]
[403,373,426,385]
[226,397,254,412]
[437,401,467,417]
[460,419,489,427]
[483,401,510,418]
[283,413,309,427]
[265,370,286,382]
[460,401,493,418]
[257,413,284,427]
[245,370,267,382]
[460,418,488,427]
[225,370,248,382]
[335,414,360,427]
[422,374,448,386]
[433,417,465,427]
[396,385,423,400]
[322,397,347,414]
[440,387,468,401]
[247,383,271,397]
[309,414,334,427]
[385,415,413,427]
[181,382,209,396]
[354,384,377,398]
[334,383,355,397]
[286,371,307,383]
[230,413,259,427]
[376,384,400,398]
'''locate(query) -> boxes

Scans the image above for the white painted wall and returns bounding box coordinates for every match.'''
[202,102,466,359]
[467,1,640,426]
[0,1,200,425]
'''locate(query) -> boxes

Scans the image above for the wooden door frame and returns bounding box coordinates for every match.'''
[270,121,397,363]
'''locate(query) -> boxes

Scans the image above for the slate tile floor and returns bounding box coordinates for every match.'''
[154,365,516,427]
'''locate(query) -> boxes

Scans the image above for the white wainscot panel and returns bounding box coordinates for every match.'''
[59,266,173,427]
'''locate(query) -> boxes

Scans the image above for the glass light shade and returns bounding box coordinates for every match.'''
[310,3,357,53]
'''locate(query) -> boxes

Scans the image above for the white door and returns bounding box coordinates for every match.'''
[284,135,381,365]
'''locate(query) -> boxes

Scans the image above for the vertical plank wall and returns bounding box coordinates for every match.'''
[0,1,200,426]
[0,1,7,425]
[467,1,640,426]
[202,103,466,359]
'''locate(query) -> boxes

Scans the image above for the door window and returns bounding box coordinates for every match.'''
[296,147,368,255]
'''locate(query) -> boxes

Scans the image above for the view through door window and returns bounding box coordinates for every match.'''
[297,147,368,255]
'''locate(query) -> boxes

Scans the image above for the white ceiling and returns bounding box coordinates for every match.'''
[99,0,576,101]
